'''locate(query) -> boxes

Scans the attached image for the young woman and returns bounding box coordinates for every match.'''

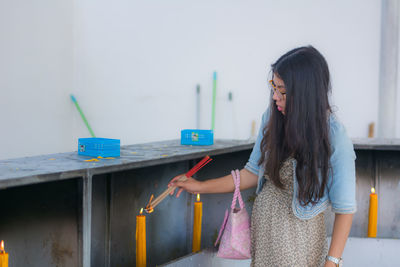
[169,46,356,267]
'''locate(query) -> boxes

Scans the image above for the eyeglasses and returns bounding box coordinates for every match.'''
[269,79,286,99]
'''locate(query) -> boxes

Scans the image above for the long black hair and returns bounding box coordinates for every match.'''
[259,46,332,206]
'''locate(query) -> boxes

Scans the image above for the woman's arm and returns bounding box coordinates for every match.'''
[325,213,353,267]
[168,168,258,197]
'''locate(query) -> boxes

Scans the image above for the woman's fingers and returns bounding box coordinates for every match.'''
[176,188,184,198]
[168,174,200,198]
[174,178,190,198]
[168,186,176,196]
[168,174,186,196]
[169,174,185,185]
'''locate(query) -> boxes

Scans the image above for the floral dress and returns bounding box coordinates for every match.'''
[250,158,328,267]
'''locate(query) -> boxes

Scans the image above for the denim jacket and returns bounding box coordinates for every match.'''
[244,108,357,220]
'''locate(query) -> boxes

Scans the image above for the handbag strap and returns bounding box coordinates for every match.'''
[214,209,229,247]
[231,169,245,210]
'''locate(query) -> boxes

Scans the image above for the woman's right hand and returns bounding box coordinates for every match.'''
[168,174,203,198]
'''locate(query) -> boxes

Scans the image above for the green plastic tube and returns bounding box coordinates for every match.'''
[70,94,96,137]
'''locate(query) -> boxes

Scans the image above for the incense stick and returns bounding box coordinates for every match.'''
[150,176,187,208]
[186,156,212,177]
[145,156,212,213]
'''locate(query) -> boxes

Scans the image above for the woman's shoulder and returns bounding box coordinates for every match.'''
[328,113,355,156]
[329,113,349,137]
[260,106,272,126]
[262,106,271,120]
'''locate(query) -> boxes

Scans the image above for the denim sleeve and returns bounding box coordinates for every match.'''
[244,108,270,175]
[328,121,357,214]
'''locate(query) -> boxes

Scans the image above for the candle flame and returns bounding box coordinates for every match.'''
[371,187,375,194]
[0,240,4,252]
[196,193,200,202]
[140,208,143,215]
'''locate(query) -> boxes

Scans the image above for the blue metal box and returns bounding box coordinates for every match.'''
[181,129,214,146]
[78,138,120,157]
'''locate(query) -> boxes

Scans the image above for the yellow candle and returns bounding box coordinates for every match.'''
[367,187,378,237]
[192,193,203,253]
[0,240,9,267]
[136,208,146,267]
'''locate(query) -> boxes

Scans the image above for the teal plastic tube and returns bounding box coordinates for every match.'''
[70,94,96,137]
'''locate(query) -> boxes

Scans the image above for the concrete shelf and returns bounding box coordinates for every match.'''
[0,139,399,266]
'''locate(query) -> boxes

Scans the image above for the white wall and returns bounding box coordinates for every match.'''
[0,0,74,160]
[0,0,384,160]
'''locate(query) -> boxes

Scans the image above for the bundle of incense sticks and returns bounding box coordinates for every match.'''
[145,156,212,213]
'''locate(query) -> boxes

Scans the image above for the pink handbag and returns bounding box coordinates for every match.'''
[214,169,251,259]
